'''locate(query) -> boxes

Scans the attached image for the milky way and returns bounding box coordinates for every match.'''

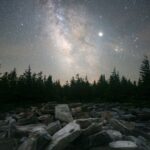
[0,0,150,83]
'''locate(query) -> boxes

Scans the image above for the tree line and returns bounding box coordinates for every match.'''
[0,56,150,109]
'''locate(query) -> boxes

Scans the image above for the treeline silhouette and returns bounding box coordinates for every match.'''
[0,56,150,109]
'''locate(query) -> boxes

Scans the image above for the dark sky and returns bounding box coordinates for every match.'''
[0,0,150,83]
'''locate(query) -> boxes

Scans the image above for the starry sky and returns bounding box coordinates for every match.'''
[0,0,150,83]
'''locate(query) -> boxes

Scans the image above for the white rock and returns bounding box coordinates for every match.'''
[55,104,73,123]
[109,141,137,150]
[46,121,81,150]
[106,130,122,141]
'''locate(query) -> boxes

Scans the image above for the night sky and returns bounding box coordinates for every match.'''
[0,0,150,83]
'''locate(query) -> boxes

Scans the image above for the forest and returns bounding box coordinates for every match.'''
[0,56,150,110]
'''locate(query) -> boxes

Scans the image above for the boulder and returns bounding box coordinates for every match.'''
[90,147,110,150]
[71,106,82,117]
[18,137,37,150]
[126,136,150,150]
[87,130,112,147]
[46,121,61,135]
[110,119,134,135]
[106,130,122,141]
[55,104,73,123]
[31,127,52,150]
[17,114,38,125]
[81,123,102,136]
[76,118,101,129]
[6,116,17,138]
[46,121,81,150]
[81,129,122,149]
[38,114,53,125]
[18,127,51,150]
[16,124,46,134]
[109,141,138,150]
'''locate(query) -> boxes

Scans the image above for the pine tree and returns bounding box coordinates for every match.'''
[139,56,150,99]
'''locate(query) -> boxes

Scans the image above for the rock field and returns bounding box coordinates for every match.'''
[0,102,150,150]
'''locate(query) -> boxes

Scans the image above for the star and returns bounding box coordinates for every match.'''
[98,32,103,37]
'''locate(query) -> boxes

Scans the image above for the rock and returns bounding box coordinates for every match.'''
[55,104,73,123]
[110,119,135,135]
[18,137,37,150]
[106,130,122,141]
[17,124,46,134]
[31,127,52,150]
[90,147,110,150]
[38,114,53,125]
[71,106,82,117]
[18,127,51,150]
[0,138,18,150]
[73,121,102,150]
[101,111,113,121]
[126,136,150,150]
[46,121,81,150]
[76,118,101,129]
[46,121,61,135]
[90,109,101,118]
[18,113,38,125]
[69,103,82,108]
[87,130,112,147]
[81,122,102,136]
[109,141,138,150]
[6,116,17,138]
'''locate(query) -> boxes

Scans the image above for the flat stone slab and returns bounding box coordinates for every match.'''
[46,121,61,135]
[106,130,122,141]
[109,141,138,150]
[17,124,46,133]
[55,104,73,123]
[46,121,81,150]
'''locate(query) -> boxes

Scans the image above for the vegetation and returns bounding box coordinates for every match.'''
[0,56,150,110]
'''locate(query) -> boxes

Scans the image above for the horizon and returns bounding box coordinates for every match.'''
[0,64,142,85]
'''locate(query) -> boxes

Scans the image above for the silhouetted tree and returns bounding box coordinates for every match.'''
[1,56,150,110]
[97,75,108,100]
[108,68,121,101]
[139,56,150,99]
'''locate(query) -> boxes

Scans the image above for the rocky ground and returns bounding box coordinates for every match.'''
[0,102,150,150]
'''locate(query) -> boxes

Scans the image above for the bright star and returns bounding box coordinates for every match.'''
[98,32,103,37]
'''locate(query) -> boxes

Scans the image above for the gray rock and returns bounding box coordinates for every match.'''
[110,119,135,135]
[90,147,110,150]
[46,121,61,135]
[76,118,101,129]
[126,136,150,150]
[38,114,53,124]
[81,122,102,136]
[46,121,81,150]
[55,104,73,123]
[71,106,82,118]
[16,124,46,134]
[31,127,52,150]
[18,114,38,125]
[109,141,138,150]
[88,130,112,147]
[18,137,37,150]
[106,130,122,141]
[18,127,51,150]
[6,117,17,138]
